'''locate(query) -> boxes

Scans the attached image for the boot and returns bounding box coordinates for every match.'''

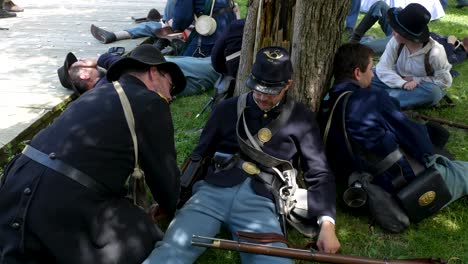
[147,8,161,22]
[348,12,379,43]
[3,0,24,12]
[90,24,131,44]
[0,8,16,18]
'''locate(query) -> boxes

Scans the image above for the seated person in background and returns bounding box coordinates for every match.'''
[57,47,219,97]
[349,0,468,65]
[172,0,237,57]
[319,43,468,231]
[371,3,452,109]
[143,47,340,264]
[345,0,362,36]
[210,19,244,101]
[211,19,244,78]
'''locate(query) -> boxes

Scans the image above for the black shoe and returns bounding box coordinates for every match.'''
[90,24,116,44]
[0,9,16,18]
[154,38,170,50]
[147,8,161,21]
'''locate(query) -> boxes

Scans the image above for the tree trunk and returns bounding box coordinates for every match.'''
[235,0,259,95]
[290,0,349,111]
[235,0,349,111]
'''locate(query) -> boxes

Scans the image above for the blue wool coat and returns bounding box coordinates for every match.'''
[318,80,434,193]
[194,92,337,219]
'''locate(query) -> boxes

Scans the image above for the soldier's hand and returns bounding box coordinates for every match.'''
[147,203,168,223]
[316,221,340,253]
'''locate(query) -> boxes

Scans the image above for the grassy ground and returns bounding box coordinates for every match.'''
[170,0,468,263]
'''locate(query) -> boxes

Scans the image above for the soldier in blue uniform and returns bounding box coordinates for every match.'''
[143,47,340,264]
[0,44,185,264]
[57,50,219,98]
[319,43,468,227]
[173,0,237,57]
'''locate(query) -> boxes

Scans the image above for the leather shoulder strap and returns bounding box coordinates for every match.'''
[112,81,144,179]
[424,48,434,76]
[340,91,403,177]
[322,91,353,146]
[236,94,293,169]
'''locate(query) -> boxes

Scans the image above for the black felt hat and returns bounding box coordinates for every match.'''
[245,46,293,95]
[107,44,186,95]
[57,52,84,94]
[387,3,431,43]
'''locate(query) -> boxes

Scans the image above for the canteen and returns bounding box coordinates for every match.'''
[195,15,217,36]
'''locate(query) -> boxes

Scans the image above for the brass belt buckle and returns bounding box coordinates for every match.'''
[242,161,260,175]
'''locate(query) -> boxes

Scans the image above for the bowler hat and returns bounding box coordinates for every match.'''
[387,3,431,43]
[107,44,186,95]
[57,52,84,94]
[246,46,293,95]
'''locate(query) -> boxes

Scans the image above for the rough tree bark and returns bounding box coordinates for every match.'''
[290,0,349,111]
[235,0,350,111]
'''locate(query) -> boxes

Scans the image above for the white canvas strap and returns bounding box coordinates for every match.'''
[112,81,144,179]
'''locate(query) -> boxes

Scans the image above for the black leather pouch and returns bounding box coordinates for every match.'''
[397,166,452,223]
[178,153,208,208]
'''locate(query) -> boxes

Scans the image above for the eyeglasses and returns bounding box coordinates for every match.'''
[159,70,175,92]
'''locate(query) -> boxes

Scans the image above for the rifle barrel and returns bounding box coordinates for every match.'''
[192,235,444,264]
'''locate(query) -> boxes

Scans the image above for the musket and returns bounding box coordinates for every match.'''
[405,111,468,131]
[192,235,448,264]
[195,97,214,118]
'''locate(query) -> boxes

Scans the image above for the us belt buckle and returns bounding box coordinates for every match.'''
[242,161,260,175]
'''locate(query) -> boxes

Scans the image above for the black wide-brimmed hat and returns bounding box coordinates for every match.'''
[387,3,431,43]
[246,46,293,95]
[57,52,83,94]
[107,44,186,95]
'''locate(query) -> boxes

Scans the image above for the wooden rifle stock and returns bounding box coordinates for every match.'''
[405,111,468,131]
[191,235,447,264]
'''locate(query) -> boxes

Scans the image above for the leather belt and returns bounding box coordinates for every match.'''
[22,145,110,194]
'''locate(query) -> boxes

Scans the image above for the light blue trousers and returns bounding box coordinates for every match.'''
[165,56,219,97]
[143,178,292,264]
[126,21,163,38]
[427,154,468,205]
[359,1,393,54]
[371,75,445,108]
[125,0,176,38]
[346,0,362,29]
